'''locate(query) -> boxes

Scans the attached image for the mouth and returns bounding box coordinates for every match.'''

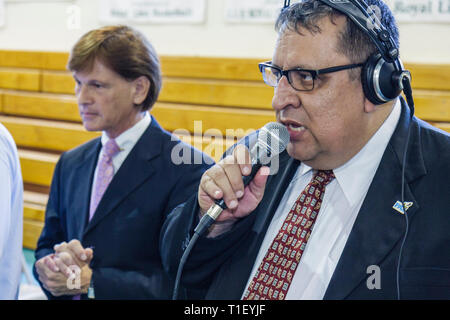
[281,119,306,131]
[286,123,305,132]
[279,119,307,140]
[80,111,98,119]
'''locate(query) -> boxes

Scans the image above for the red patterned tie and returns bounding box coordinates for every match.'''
[243,170,335,300]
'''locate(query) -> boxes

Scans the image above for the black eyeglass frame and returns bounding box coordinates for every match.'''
[258,61,364,91]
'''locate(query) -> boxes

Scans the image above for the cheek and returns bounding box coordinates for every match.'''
[96,97,118,121]
[306,96,359,147]
[306,96,342,134]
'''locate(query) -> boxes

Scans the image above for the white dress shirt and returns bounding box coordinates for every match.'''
[242,99,401,299]
[91,112,151,201]
[0,123,23,300]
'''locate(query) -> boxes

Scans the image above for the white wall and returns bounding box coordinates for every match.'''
[0,0,449,63]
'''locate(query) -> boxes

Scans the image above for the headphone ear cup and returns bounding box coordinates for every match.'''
[361,53,380,105]
[361,53,402,105]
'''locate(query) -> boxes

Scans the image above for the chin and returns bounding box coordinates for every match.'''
[287,144,304,161]
[82,123,103,132]
[287,142,318,164]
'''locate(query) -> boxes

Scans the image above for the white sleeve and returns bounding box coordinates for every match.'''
[0,125,23,299]
[0,152,12,262]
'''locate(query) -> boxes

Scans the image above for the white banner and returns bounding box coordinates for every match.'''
[385,0,450,22]
[99,0,206,24]
[0,0,4,28]
[224,0,450,24]
[225,0,283,23]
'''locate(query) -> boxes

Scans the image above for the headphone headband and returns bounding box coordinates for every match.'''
[320,0,399,63]
[283,0,399,64]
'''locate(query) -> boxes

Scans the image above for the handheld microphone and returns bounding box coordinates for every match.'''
[194,122,290,237]
[172,122,289,300]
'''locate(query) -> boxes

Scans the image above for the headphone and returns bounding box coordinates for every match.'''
[283,0,413,106]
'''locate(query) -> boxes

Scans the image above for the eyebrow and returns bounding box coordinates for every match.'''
[73,75,107,85]
[272,62,317,70]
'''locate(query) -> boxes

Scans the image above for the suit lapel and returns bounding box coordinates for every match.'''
[324,99,426,299]
[253,151,300,234]
[83,119,163,236]
[68,140,101,240]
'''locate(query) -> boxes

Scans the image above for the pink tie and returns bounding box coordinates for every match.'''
[89,138,120,221]
[72,139,119,300]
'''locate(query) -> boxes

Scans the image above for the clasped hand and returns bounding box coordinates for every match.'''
[35,239,94,297]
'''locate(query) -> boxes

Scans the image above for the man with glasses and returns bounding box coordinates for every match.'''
[161,0,450,300]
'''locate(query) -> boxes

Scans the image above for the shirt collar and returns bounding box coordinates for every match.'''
[297,98,401,207]
[101,112,151,152]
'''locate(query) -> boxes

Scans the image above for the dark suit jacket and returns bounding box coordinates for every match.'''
[34,116,212,299]
[160,99,450,300]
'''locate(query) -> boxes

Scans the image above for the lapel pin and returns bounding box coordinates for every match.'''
[392,201,413,214]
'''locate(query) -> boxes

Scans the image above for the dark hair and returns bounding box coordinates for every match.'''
[275,0,399,79]
[68,25,162,111]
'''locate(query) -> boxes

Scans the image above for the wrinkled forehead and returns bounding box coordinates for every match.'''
[72,57,119,82]
[273,16,347,68]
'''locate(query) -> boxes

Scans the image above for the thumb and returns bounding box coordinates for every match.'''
[84,248,94,263]
[247,166,270,200]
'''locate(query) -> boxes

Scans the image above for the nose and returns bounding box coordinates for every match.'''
[76,83,93,106]
[272,75,301,112]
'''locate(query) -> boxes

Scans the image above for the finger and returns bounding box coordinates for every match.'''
[44,255,60,273]
[55,251,74,267]
[53,241,68,253]
[201,164,236,202]
[54,246,83,268]
[247,166,270,201]
[220,155,246,200]
[198,173,223,214]
[44,280,64,297]
[84,248,94,262]
[54,240,88,264]
[200,173,223,201]
[67,239,89,262]
[233,144,252,178]
[37,267,49,284]
[53,253,74,277]
[35,257,47,275]
[41,281,50,292]
[207,160,240,210]
[226,166,270,220]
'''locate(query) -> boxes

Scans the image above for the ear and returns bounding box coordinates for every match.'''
[363,97,377,114]
[132,76,150,106]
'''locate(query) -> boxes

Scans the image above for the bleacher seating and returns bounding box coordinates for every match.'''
[0,50,448,250]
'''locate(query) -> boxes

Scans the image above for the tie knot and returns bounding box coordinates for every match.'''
[103,139,120,160]
[313,170,335,187]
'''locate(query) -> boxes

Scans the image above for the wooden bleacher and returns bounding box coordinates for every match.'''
[0,50,448,250]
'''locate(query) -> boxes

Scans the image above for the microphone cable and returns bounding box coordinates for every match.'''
[171,162,262,300]
[171,122,289,300]
[395,75,415,300]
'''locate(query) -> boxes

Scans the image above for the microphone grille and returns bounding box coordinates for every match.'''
[257,122,290,156]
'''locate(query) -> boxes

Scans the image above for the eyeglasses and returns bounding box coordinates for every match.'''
[258,61,364,91]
